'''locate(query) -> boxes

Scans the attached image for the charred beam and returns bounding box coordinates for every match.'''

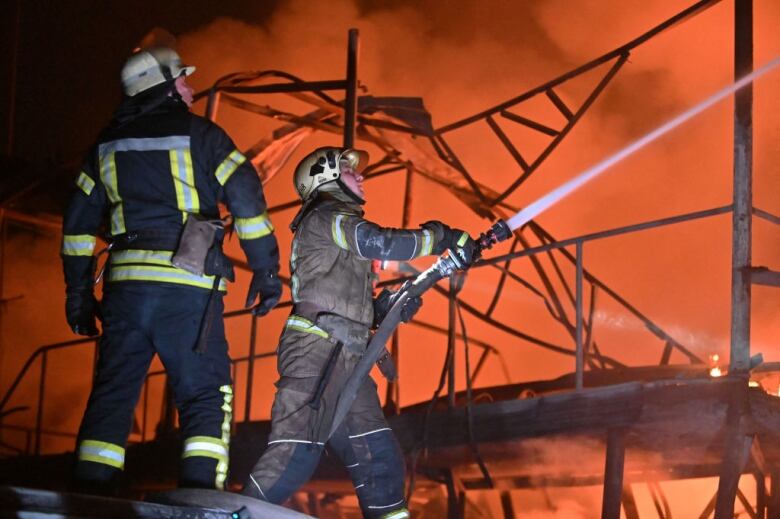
[753,207,780,226]
[601,428,627,519]
[209,79,347,95]
[714,379,754,519]
[729,0,753,373]
[491,53,629,204]
[500,110,560,136]
[750,267,780,287]
[486,115,530,172]
[546,88,573,121]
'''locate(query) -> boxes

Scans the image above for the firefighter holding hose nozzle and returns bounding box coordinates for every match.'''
[242,146,477,519]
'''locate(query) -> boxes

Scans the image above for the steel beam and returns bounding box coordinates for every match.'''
[343,29,359,148]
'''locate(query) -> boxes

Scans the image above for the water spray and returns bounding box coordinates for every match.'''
[500,56,780,232]
[328,58,780,438]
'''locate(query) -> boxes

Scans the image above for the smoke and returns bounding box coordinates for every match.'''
[185,0,776,379]
[4,6,779,514]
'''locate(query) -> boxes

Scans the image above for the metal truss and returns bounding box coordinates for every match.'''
[197,0,722,394]
[6,1,779,518]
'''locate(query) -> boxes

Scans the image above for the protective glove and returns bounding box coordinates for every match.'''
[245,268,282,316]
[65,289,101,336]
[421,220,480,268]
[373,281,423,328]
[449,234,480,269]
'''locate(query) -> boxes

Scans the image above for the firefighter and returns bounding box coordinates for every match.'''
[61,46,281,493]
[242,147,476,518]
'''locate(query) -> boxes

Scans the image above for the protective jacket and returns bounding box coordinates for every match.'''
[290,194,439,327]
[61,96,278,292]
[62,94,278,492]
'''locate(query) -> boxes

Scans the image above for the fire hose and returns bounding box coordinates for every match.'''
[326,220,512,439]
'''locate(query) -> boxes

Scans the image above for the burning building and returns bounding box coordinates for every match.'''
[1,0,780,517]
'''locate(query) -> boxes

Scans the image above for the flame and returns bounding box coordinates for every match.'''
[708,354,723,377]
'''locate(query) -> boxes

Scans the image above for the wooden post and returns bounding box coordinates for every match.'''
[601,428,626,519]
[714,382,754,519]
[729,0,752,374]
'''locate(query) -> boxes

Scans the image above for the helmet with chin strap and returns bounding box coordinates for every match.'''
[293,147,369,202]
[120,46,195,97]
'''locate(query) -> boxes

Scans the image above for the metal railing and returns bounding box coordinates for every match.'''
[3,201,767,456]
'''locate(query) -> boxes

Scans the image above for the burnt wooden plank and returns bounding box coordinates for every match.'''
[392,382,643,451]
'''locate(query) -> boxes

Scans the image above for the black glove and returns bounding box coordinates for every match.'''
[421,220,479,268]
[65,289,101,336]
[245,268,282,316]
[449,234,479,269]
[373,281,423,328]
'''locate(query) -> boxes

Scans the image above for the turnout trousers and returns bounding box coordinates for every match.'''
[73,283,233,491]
[243,318,408,519]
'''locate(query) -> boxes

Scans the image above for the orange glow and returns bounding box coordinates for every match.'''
[708,354,724,377]
[2,1,780,516]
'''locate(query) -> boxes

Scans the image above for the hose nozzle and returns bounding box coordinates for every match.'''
[477,220,512,252]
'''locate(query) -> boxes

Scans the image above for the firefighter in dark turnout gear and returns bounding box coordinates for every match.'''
[242,147,475,519]
[61,47,281,492]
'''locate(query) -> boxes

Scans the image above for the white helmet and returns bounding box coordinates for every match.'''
[293,147,369,201]
[121,47,195,97]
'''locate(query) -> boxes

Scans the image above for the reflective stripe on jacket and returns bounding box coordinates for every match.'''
[61,97,279,291]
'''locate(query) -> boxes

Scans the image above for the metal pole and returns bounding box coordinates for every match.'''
[245,314,258,422]
[729,0,752,374]
[35,351,47,455]
[601,428,626,519]
[447,277,457,408]
[575,241,584,390]
[343,29,359,148]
